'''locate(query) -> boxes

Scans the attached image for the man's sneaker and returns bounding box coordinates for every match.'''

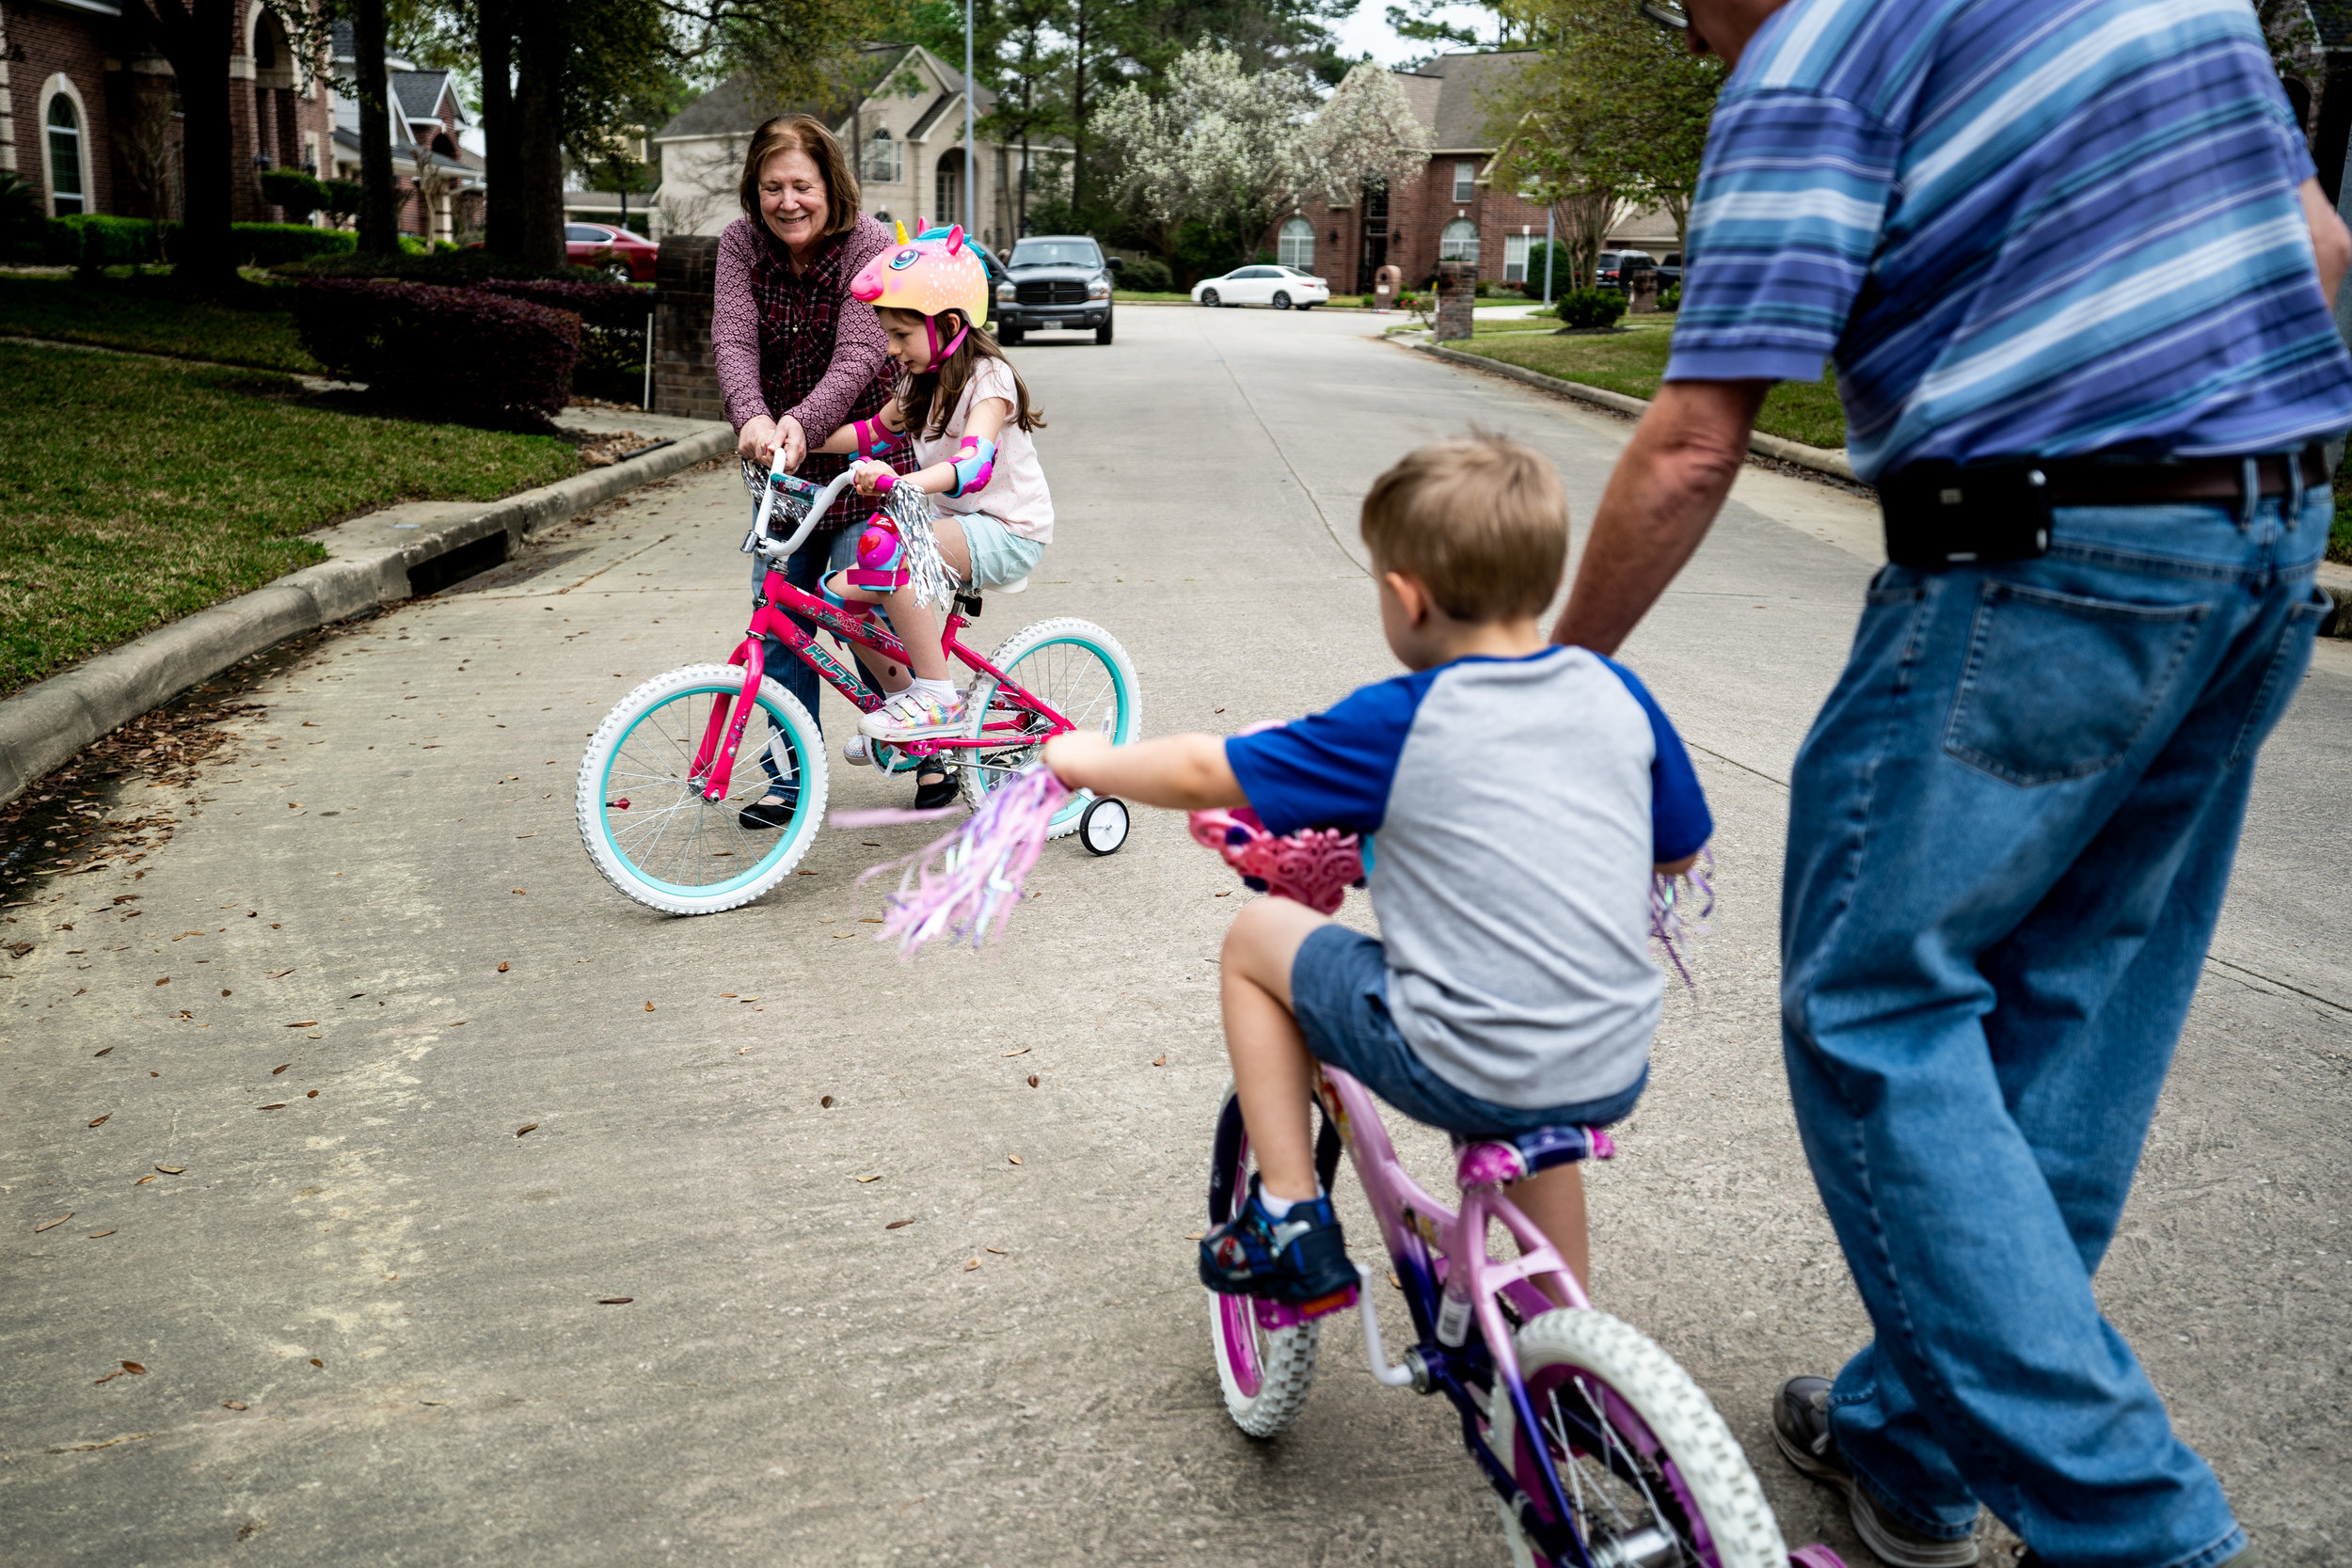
[843,734,874,767]
[858,687,965,743]
[738,790,797,832]
[1197,1177,1358,1304]
[1773,1376,1979,1568]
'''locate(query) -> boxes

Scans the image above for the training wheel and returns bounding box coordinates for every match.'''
[1079,797,1130,856]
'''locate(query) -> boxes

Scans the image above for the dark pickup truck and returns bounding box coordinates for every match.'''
[993,235,1120,345]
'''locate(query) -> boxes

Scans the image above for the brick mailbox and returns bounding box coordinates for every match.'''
[1434,260,1476,341]
[652,235,724,421]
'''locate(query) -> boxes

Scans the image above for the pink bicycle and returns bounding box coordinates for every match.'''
[576,462,1140,914]
[1193,816,1838,1568]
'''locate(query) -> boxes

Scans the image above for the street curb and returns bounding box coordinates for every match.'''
[0,421,734,807]
[1404,339,1860,484]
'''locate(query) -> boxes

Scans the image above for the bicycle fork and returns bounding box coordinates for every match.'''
[690,649,771,801]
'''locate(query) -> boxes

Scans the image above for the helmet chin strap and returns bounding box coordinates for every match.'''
[924,311,970,368]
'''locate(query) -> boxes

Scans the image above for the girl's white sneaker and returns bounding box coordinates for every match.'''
[858,688,966,742]
[843,734,874,767]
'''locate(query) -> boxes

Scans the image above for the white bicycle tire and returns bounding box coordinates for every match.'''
[1487,1309,1784,1568]
[961,616,1142,838]
[576,662,830,915]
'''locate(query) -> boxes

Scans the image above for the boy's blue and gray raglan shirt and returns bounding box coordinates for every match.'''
[1670,0,2352,483]
[1225,648,1710,1112]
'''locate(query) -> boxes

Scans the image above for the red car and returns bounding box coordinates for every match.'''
[565,222,658,283]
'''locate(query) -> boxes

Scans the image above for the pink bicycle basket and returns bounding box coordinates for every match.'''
[1186,806,1366,916]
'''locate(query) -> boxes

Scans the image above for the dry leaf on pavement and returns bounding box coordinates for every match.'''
[222,1401,247,1411]
[87,1115,110,1128]
[963,1258,981,1271]
[32,1213,70,1232]
[121,1361,146,1374]
[498,962,510,973]
[886,1218,914,1229]
[1007,1155,1023,1165]
[154,1164,183,1174]
[597,1297,633,1306]
[1152,1055,1168,1067]
[516,1123,539,1137]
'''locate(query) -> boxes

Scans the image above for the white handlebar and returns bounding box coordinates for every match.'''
[750,464,863,561]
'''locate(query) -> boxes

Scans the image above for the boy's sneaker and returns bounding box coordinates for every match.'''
[859,687,965,743]
[1198,1176,1357,1304]
[1773,1377,1979,1567]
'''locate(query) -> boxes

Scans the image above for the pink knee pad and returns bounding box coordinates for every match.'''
[846,515,911,594]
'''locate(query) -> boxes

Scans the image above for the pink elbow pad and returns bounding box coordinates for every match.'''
[947,437,996,497]
[854,418,898,459]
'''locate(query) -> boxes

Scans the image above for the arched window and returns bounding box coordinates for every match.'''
[865,127,901,184]
[935,150,963,229]
[1439,218,1480,265]
[47,96,85,215]
[1278,216,1313,270]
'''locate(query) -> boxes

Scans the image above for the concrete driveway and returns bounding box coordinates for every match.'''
[3,305,2345,1565]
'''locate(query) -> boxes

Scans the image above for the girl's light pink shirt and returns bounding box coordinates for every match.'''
[909,358,1053,544]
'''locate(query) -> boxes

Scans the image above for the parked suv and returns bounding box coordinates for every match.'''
[1595,249,1660,292]
[994,235,1120,345]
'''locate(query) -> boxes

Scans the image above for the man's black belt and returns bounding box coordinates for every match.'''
[1879,448,2328,569]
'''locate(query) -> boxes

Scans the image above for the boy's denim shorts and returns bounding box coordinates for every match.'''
[1289,925,1645,1140]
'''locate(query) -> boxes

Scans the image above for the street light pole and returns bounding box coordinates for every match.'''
[963,0,976,237]
[1543,202,1555,308]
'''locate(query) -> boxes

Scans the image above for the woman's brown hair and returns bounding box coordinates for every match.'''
[737,114,860,239]
[881,307,1046,440]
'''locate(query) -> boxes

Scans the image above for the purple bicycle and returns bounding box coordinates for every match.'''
[1192,815,1840,1568]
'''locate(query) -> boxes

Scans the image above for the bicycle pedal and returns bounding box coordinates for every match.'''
[1252,1284,1359,1333]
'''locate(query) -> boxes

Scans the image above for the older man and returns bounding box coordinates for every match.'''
[1560,3,2352,1565]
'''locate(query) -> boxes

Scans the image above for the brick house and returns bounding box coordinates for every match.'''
[0,0,334,223]
[325,22,485,242]
[656,45,1039,253]
[1268,50,1677,293]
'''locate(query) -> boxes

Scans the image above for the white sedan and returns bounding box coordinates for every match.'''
[1191,265,1332,310]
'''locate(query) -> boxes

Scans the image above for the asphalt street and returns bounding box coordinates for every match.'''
[4,305,2346,1566]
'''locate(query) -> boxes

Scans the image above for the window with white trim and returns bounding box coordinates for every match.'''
[865,127,902,184]
[1278,216,1313,270]
[1453,160,1476,202]
[1503,232,1530,283]
[1439,218,1479,265]
[47,96,85,215]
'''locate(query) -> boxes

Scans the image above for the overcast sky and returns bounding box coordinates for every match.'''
[1331,3,1502,67]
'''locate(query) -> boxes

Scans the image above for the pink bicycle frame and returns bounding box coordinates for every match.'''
[683,564,1074,803]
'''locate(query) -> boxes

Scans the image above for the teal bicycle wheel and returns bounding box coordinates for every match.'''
[960,617,1141,838]
[576,662,830,914]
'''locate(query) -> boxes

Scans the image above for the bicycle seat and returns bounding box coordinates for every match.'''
[1454,1125,1617,1190]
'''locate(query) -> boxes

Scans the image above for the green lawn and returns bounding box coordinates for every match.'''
[0,274,319,373]
[1453,325,1849,451]
[0,341,578,694]
[1112,291,1199,305]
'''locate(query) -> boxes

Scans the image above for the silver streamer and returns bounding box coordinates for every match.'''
[876,484,959,611]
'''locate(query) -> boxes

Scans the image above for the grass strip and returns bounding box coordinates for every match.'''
[0,341,578,695]
[0,275,319,373]
[1451,327,1849,451]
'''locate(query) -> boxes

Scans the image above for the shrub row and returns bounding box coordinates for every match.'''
[475,278,649,402]
[294,277,581,420]
[275,248,601,285]
[0,215,364,267]
[1114,254,1173,293]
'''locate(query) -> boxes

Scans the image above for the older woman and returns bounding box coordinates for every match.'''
[712,114,922,826]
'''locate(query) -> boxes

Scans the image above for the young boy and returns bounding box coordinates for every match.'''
[1041,435,1709,1300]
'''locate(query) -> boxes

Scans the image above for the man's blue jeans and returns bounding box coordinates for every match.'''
[1782,490,2330,1568]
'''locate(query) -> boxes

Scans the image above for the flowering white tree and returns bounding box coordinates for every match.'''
[1094,46,1321,269]
[1300,62,1431,206]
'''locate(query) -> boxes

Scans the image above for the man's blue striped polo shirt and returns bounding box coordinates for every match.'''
[1667,0,2352,483]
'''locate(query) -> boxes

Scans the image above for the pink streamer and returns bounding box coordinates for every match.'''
[846,765,1070,957]
[1650,848,1716,992]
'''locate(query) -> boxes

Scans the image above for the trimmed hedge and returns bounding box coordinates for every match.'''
[1116,254,1174,292]
[275,248,602,284]
[294,277,580,419]
[8,216,357,267]
[476,278,649,402]
[1550,289,1629,330]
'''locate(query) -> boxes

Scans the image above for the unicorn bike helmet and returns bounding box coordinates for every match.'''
[850,222,993,367]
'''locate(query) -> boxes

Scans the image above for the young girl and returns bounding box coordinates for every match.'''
[809,225,1052,806]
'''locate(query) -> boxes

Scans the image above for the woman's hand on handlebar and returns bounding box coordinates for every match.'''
[736,415,810,472]
[737,416,779,467]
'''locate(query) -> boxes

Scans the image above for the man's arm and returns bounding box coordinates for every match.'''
[1550,380,1773,657]
[2299,176,2349,306]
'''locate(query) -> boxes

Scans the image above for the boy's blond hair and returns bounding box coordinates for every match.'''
[1359,435,1568,623]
